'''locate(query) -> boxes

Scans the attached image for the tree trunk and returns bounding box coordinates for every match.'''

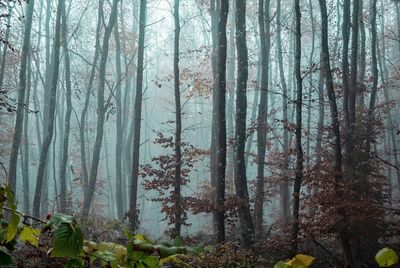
[276,0,290,223]
[59,4,73,212]
[114,12,124,221]
[79,1,103,191]
[33,0,63,218]
[234,0,255,248]
[173,0,182,238]
[214,0,229,243]
[129,0,147,231]
[318,0,354,264]
[254,0,270,241]
[291,0,303,253]
[82,0,119,219]
[7,0,34,193]
[366,0,378,153]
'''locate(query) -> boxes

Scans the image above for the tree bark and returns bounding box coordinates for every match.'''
[234,0,255,248]
[129,0,147,231]
[214,0,229,244]
[8,0,34,193]
[173,0,182,238]
[59,3,73,212]
[33,0,63,218]
[291,0,303,253]
[254,0,270,241]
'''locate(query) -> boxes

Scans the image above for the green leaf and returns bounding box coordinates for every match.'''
[19,226,40,247]
[4,185,17,210]
[91,250,118,262]
[65,259,84,268]
[376,247,399,267]
[6,213,20,242]
[174,236,184,247]
[0,248,14,265]
[48,213,76,227]
[143,255,159,268]
[274,261,290,268]
[52,223,83,257]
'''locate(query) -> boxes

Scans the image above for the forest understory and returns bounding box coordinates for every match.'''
[0,0,400,267]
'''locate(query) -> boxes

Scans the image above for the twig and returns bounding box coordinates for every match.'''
[306,229,343,267]
[2,206,47,224]
[0,161,7,177]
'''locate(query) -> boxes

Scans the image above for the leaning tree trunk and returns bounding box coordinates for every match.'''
[33,0,63,218]
[254,0,270,241]
[8,0,35,193]
[318,0,354,264]
[234,0,255,248]
[129,0,147,231]
[79,1,103,191]
[82,0,119,219]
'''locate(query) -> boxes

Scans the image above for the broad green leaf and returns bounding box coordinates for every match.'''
[6,213,20,242]
[375,247,399,267]
[48,213,76,227]
[65,259,84,268]
[19,226,40,247]
[52,223,83,257]
[91,250,118,262]
[142,255,159,268]
[134,234,146,241]
[0,248,14,265]
[174,236,184,247]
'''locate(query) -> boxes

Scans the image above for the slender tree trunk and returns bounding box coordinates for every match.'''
[173,0,182,238]
[358,0,366,108]
[214,0,229,243]
[366,0,378,153]
[79,1,103,190]
[291,0,303,253]
[129,0,147,231]
[59,4,73,212]
[22,52,32,214]
[114,13,124,221]
[254,0,270,240]
[276,0,289,223]
[7,0,34,193]
[319,0,354,264]
[33,0,63,218]
[82,0,119,219]
[0,2,13,90]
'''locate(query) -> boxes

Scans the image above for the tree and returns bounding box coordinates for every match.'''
[214,0,229,243]
[173,0,182,238]
[7,0,34,193]
[234,0,255,248]
[33,0,63,218]
[82,0,119,219]
[318,0,353,264]
[129,0,147,231]
[254,0,270,240]
[59,2,73,212]
[291,0,303,253]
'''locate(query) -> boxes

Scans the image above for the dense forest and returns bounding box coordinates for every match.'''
[0,0,399,267]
